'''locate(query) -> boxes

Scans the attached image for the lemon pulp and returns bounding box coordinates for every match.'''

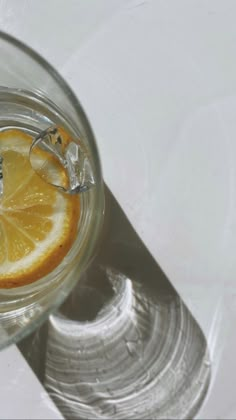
[0,129,80,288]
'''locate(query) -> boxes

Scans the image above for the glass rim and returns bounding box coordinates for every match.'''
[0,31,105,348]
[0,30,103,185]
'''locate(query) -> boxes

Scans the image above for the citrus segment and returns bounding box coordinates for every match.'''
[1,217,35,261]
[2,151,55,209]
[0,224,7,264]
[1,150,31,199]
[5,210,53,241]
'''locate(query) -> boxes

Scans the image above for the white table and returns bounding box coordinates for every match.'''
[0,0,236,418]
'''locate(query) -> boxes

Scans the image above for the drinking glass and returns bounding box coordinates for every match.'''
[0,31,104,349]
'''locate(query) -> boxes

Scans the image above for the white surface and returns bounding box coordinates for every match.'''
[0,345,63,419]
[0,0,236,418]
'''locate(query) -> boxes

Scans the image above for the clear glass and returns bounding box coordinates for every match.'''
[0,31,104,349]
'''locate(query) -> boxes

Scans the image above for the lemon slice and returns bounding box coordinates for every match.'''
[0,129,80,288]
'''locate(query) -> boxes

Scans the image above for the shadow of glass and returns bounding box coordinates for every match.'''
[18,186,211,419]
